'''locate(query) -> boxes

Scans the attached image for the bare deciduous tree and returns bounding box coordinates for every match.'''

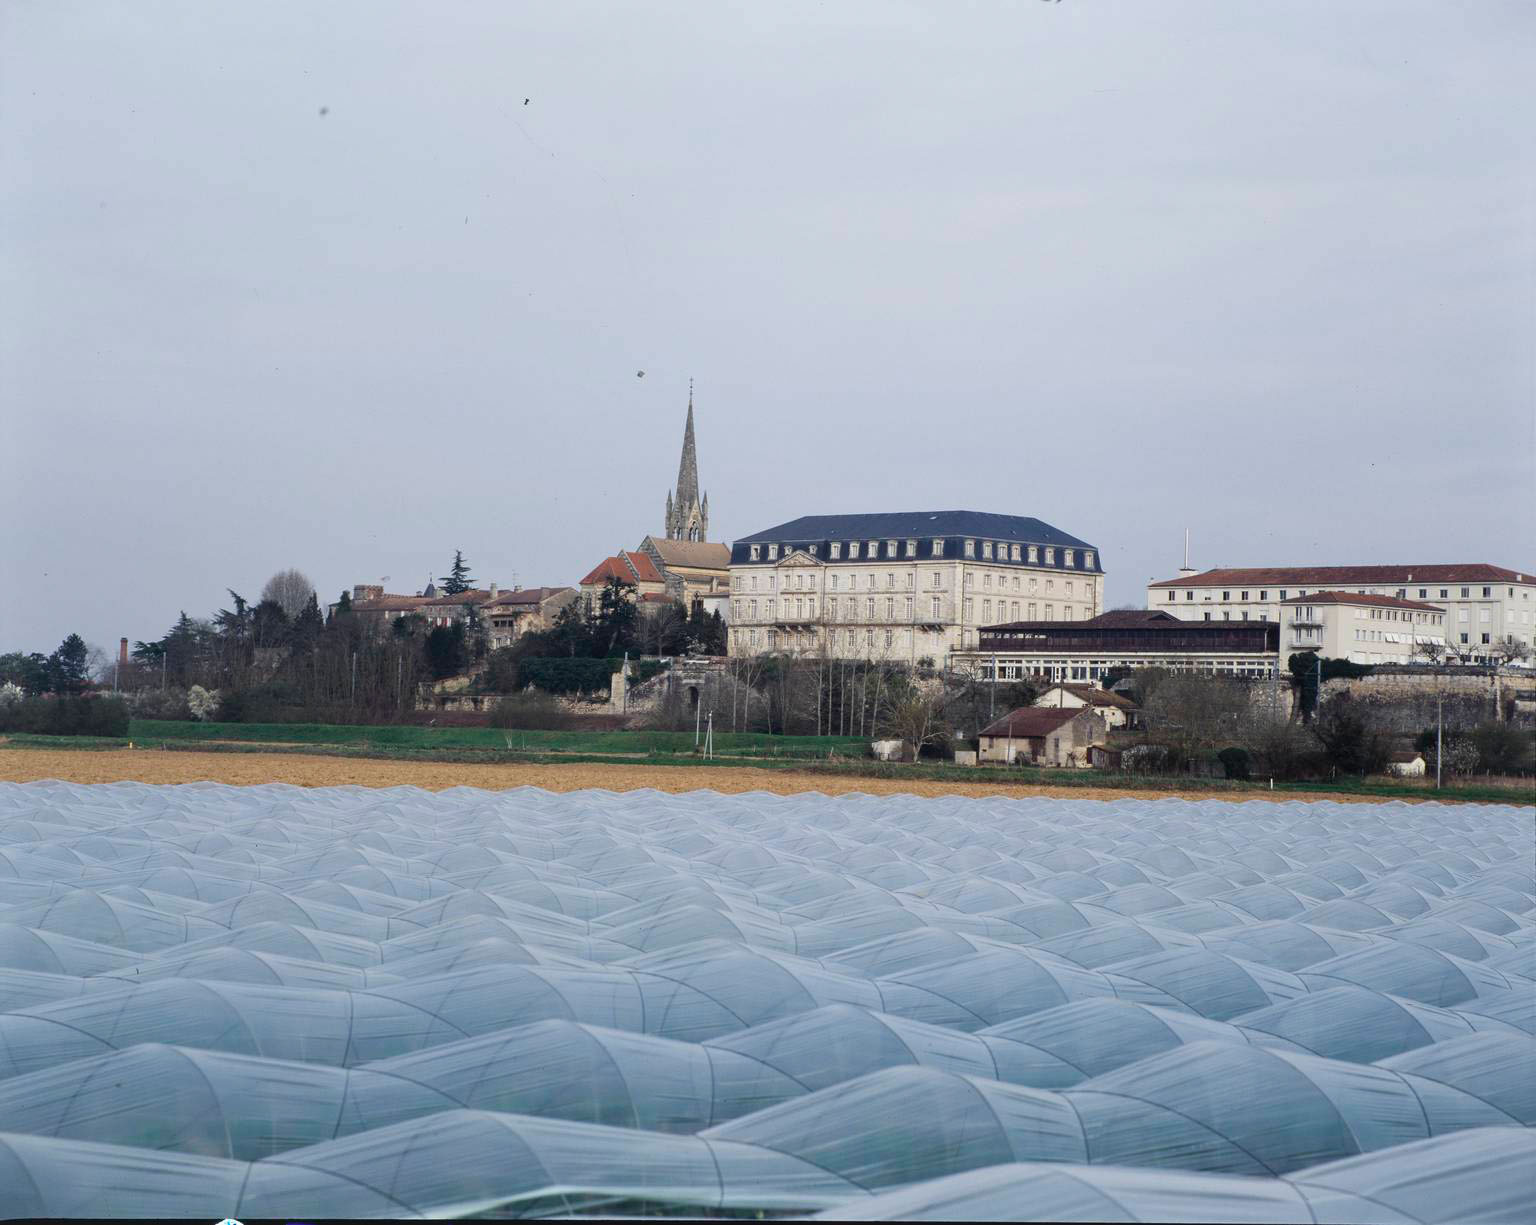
[881,690,950,762]
[262,569,317,621]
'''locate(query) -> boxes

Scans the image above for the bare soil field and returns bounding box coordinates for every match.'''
[0,747,1429,804]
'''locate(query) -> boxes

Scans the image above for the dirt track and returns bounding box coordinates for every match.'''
[0,747,1420,804]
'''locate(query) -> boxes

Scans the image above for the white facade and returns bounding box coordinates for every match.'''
[1281,594,1447,666]
[728,546,1103,662]
[1147,565,1535,661]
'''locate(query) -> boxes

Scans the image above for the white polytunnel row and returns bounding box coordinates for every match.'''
[0,779,1529,1219]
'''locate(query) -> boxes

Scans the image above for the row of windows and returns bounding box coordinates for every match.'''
[746,539,1095,568]
[1169,583,1523,604]
[734,569,1092,597]
[732,596,1090,623]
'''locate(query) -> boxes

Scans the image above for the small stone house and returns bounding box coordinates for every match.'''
[1034,684,1140,730]
[977,706,1106,768]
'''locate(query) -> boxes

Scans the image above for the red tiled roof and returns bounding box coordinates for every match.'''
[979,707,1084,739]
[1281,592,1444,612]
[622,551,664,583]
[1150,564,1531,589]
[484,586,571,609]
[580,557,634,587]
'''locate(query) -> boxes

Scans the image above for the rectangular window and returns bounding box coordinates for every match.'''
[1045,605,1054,620]
[1085,552,1094,568]
[1028,603,1037,618]
[1259,590,1267,599]
[984,573,992,589]
[983,599,992,620]
[1045,548,1055,564]
[932,571,942,588]
[1482,632,1490,644]
[1440,589,1447,598]
[982,541,993,559]
[964,598,973,619]
[1222,591,1230,601]
[1483,587,1491,597]
[906,539,917,557]
[1461,587,1469,597]
[1186,591,1194,601]
[866,597,875,619]
[931,596,941,618]
[906,572,914,589]
[1168,591,1176,602]
[830,542,841,559]
[1279,590,1287,600]
[1065,549,1075,567]
[849,542,860,559]
[1065,581,1074,597]
[830,574,839,591]
[1027,546,1039,563]
[887,540,898,558]
[885,629,893,647]
[887,572,895,589]
[1011,544,1021,561]
[766,544,778,559]
[749,545,760,560]
[932,539,944,556]
[964,540,975,558]
[965,572,974,586]
[904,597,913,619]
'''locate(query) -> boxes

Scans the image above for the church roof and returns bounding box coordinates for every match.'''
[644,539,730,570]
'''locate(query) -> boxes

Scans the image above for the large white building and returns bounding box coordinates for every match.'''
[728,511,1104,661]
[1280,592,1447,666]
[1146,564,1534,662]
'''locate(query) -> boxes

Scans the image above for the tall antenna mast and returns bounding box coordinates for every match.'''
[1183,528,1189,570]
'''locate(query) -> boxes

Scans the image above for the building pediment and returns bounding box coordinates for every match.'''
[773,550,824,568]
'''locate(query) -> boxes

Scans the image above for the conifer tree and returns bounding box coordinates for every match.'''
[442,550,474,595]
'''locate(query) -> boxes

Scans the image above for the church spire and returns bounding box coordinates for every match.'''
[665,380,708,541]
[675,379,699,508]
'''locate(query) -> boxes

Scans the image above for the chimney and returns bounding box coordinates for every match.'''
[489,582,498,598]
[119,638,129,667]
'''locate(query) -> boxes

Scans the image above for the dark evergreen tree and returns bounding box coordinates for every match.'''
[251,599,289,650]
[47,634,90,695]
[425,623,469,678]
[0,651,52,695]
[289,593,325,652]
[442,550,474,595]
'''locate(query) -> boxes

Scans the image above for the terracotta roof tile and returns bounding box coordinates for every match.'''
[979,707,1085,739]
[1280,592,1444,611]
[1150,564,1531,589]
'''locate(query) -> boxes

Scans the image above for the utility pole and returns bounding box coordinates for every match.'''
[1436,687,1443,790]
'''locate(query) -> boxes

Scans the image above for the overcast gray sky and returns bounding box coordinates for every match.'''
[3,0,1532,656]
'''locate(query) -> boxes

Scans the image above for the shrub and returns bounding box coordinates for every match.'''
[490,691,576,731]
[128,688,193,721]
[0,695,129,737]
[0,682,23,708]
[1470,722,1535,775]
[1217,746,1252,781]
[186,685,220,721]
[1121,744,1177,773]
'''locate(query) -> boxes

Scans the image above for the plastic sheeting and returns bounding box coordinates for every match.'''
[0,780,1529,1219]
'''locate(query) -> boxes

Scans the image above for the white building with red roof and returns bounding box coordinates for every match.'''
[1146,563,1534,662]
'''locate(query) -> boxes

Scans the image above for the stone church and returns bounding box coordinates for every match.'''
[637,386,731,607]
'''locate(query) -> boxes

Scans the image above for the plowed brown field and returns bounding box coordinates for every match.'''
[0,747,1408,803]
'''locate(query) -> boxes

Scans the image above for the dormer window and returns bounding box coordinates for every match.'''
[1085,551,1094,568]
[808,545,818,556]
[887,539,898,558]
[932,539,944,557]
[982,542,993,560]
[749,545,761,561]
[964,540,976,558]
[767,544,778,560]
[829,542,841,559]
[1044,548,1055,564]
[1064,549,1075,567]
[905,539,917,557]
[1027,546,1038,563]
[1010,544,1021,561]
[848,542,860,559]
